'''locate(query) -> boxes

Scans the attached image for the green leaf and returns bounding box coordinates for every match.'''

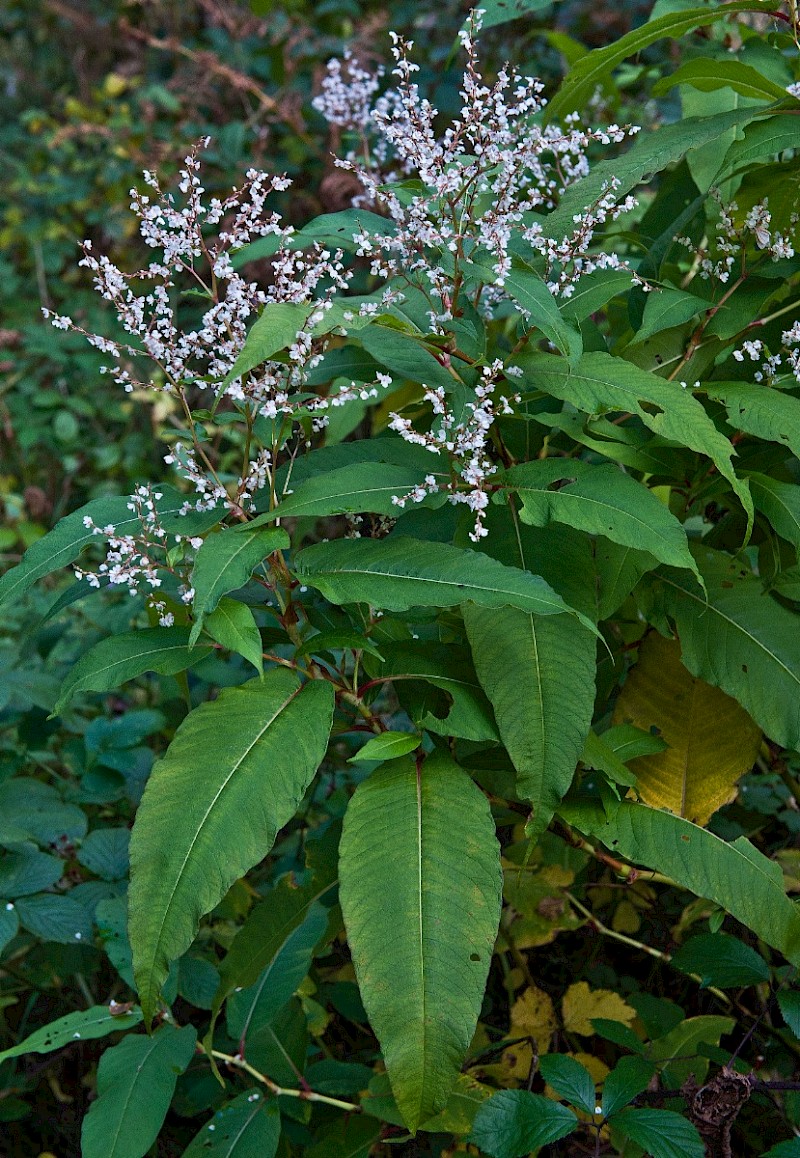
[0,779,87,844]
[362,641,499,742]
[468,1090,577,1158]
[650,547,800,748]
[671,932,770,988]
[609,1108,705,1158]
[305,1117,383,1158]
[338,752,501,1131]
[632,288,708,345]
[653,57,789,102]
[706,382,800,460]
[560,270,635,324]
[0,1005,143,1066]
[358,325,457,394]
[226,902,328,1047]
[559,799,800,966]
[181,1092,280,1158]
[16,894,94,945]
[647,1015,734,1086]
[181,1093,281,1158]
[464,606,595,831]
[601,1057,656,1118]
[721,113,800,174]
[222,302,312,387]
[77,828,130,882]
[545,108,765,243]
[0,495,133,609]
[517,353,752,530]
[762,1142,800,1158]
[54,628,211,715]
[294,537,598,631]
[129,671,334,1023]
[189,528,289,645]
[267,463,447,521]
[81,1024,197,1158]
[0,851,62,896]
[748,474,800,548]
[349,731,421,763]
[204,598,264,676]
[474,263,582,362]
[462,0,552,32]
[546,3,774,124]
[538,1054,596,1115]
[498,460,698,576]
[777,989,800,1038]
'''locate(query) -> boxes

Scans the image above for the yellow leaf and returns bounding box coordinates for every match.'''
[511,985,557,1048]
[613,633,761,825]
[612,899,641,934]
[776,849,800,893]
[562,982,636,1036]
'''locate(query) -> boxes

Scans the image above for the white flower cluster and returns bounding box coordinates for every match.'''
[388,359,520,541]
[732,318,800,385]
[678,195,797,284]
[314,13,639,318]
[75,485,201,611]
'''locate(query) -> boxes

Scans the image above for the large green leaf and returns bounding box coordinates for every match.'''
[544,108,766,242]
[560,799,800,966]
[706,382,800,460]
[81,1024,197,1158]
[470,261,582,362]
[128,671,334,1023]
[0,1005,142,1067]
[266,462,447,521]
[182,1092,280,1158]
[498,460,697,575]
[53,628,211,715]
[721,113,800,175]
[294,537,597,631]
[464,606,595,831]
[518,352,752,528]
[338,752,501,1131]
[545,3,774,124]
[358,325,458,394]
[648,547,800,748]
[189,527,289,645]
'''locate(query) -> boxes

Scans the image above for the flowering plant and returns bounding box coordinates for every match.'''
[4,4,800,1155]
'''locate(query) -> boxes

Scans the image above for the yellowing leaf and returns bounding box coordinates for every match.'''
[500,986,558,1078]
[562,983,636,1037]
[613,633,761,825]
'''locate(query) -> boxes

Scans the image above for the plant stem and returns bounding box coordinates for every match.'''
[210,1049,361,1112]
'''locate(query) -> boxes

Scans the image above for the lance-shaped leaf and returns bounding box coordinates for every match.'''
[721,113,800,175]
[632,288,709,346]
[204,599,264,676]
[294,537,597,633]
[0,1005,142,1067]
[81,1024,197,1158]
[469,260,582,363]
[648,547,800,749]
[223,301,312,386]
[653,57,789,102]
[613,633,761,825]
[189,527,289,645]
[464,607,595,832]
[339,753,502,1132]
[182,1091,280,1158]
[498,460,698,577]
[265,462,448,521]
[53,628,211,715]
[706,382,800,460]
[226,902,329,1049]
[545,3,773,124]
[748,473,800,548]
[559,799,800,966]
[517,353,752,530]
[544,108,764,242]
[129,671,334,1023]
